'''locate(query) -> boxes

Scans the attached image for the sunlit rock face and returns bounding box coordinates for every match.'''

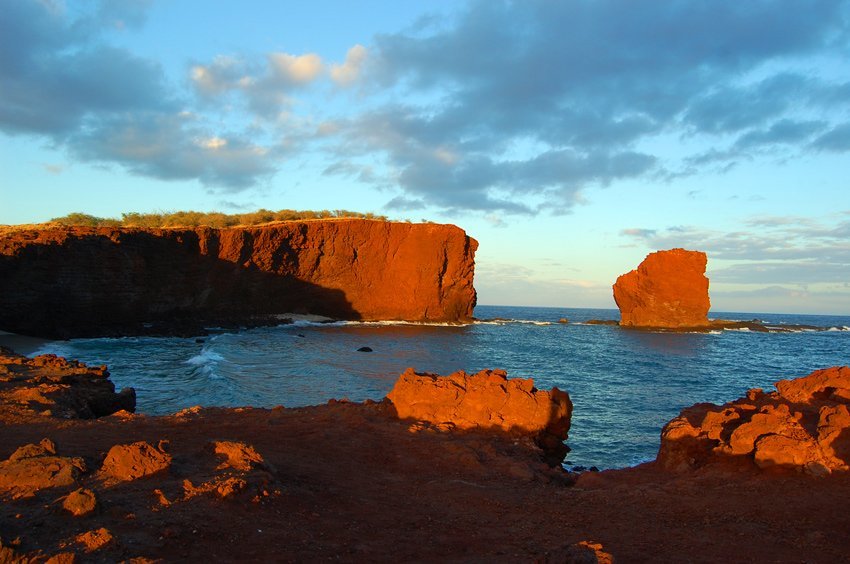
[387,367,572,461]
[658,366,850,475]
[0,219,478,338]
[613,248,710,329]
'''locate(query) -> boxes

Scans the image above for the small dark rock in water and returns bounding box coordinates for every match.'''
[195,339,204,343]
[357,346,373,352]
[297,334,305,338]
[558,318,569,324]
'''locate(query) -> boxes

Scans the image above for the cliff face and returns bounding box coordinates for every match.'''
[613,248,710,329]
[0,220,478,338]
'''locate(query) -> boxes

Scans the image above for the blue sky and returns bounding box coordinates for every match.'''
[1,0,849,314]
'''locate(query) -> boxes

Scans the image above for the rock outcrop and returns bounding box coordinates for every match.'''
[0,439,86,499]
[0,219,478,338]
[613,248,710,329]
[658,366,850,475]
[387,368,572,461]
[0,348,135,419]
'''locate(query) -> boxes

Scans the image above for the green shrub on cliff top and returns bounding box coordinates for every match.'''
[50,209,389,228]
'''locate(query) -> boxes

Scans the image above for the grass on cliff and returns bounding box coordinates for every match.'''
[50,209,389,229]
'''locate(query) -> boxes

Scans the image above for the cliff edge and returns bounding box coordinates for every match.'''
[613,248,710,329]
[0,219,478,338]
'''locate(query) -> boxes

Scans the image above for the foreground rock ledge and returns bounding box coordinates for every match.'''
[613,248,710,329]
[659,366,850,475]
[387,368,572,462]
[0,219,478,338]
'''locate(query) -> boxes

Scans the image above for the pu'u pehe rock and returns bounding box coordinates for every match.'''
[613,248,710,329]
[658,366,850,475]
[0,219,478,338]
[386,368,572,460]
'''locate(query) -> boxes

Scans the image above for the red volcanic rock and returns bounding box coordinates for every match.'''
[99,441,172,482]
[62,487,98,516]
[208,440,267,472]
[0,439,86,499]
[613,248,710,329]
[386,368,572,458]
[75,527,113,552]
[0,348,135,419]
[658,366,850,475]
[0,220,478,338]
[544,540,615,564]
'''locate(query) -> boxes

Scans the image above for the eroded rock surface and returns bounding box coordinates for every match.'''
[387,368,572,460]
[99,441,172,482]
[0,220,478,338]
[613,248,710,329]
[658,366,850,474]
[0,348,135,419]
[0,439,86,499]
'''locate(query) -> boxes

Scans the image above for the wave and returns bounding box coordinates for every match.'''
[186,350,225,365]
[284,319,475,328]
[186,348,226,379]
[474,319,554,326]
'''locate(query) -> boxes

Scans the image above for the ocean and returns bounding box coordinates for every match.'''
[32,305,850,470]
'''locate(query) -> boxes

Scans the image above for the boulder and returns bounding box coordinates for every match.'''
[658,366,850,475]
[613,248,710,329]
[62,487,98,516]
[0,439,86,499]
[386,368,572,460]
[99,441,172,482]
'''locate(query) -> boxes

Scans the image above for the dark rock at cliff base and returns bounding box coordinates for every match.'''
[0,219,478,338]
[658,366,850,475]
[613,248,710,329]
[0,348,135,419]
[357,346,373,352]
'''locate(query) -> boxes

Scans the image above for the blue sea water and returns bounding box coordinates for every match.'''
[33,305,850,470]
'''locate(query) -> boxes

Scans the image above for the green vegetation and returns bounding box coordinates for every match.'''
[50,209,388,228]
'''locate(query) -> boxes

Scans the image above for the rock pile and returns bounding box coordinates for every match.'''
[0,348,135,419]
[658,366,850,475]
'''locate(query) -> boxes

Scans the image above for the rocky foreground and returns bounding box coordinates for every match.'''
[2,350,850,562]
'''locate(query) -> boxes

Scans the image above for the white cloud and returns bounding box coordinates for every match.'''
[330,44,368,86]
[268,52,323,83]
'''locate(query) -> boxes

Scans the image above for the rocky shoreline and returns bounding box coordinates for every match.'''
[2,348,850,562]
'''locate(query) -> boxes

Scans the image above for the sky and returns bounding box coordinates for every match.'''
[1,0,849,315]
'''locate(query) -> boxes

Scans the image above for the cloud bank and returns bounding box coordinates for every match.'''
[1,0,849,204]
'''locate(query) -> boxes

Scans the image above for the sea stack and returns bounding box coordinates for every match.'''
[613,248,710,329]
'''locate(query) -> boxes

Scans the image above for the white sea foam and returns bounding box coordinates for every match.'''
[186,349,225,365]
[474,319,553,326]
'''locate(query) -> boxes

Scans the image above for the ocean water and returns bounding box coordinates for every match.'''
[33,305,850,470]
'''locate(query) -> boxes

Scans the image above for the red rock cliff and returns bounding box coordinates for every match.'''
[613,248,710,329]
[0,219,478,338]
